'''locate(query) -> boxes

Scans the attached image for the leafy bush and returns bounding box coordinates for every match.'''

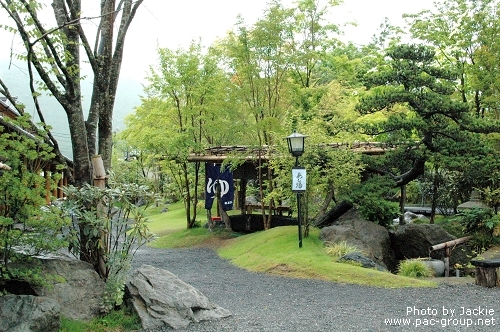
[324,241,360,259]
[350,176,399,227]
[397,259,433,278]
[62,175,157,312]
[432,215,463,238]
[0,114,69,292]
[479,186,500,213]
[457,208,500,253]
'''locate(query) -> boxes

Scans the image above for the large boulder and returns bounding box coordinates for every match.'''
[391,223,455,260]
[0,294,61,332]
[33,256,106,320]
[390,223,472,269]
[319,208,397,271]
[126,264,231,330]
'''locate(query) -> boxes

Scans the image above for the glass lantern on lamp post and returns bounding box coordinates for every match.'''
[285,131,307,248]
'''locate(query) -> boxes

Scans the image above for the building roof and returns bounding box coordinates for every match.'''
[187,142,390,163]
[188,145,272,162]
[0,97,21,119]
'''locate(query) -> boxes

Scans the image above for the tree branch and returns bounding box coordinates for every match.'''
[0,78,24,115]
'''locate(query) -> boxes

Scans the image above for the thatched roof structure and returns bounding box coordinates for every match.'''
[187,142,390,163]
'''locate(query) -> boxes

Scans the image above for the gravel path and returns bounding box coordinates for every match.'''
[132,246,500,332]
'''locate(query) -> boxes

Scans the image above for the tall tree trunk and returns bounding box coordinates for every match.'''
[182,162,193,228]
[192,161,200,225]
[218,195,232,231]
[430,166,439,224]
[68,106,92,186]
[399,185,406,225]
[1,0,144,277]
[315,187,334,221]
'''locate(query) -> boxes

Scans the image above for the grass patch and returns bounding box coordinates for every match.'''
[324,241,361,259]
[144,201,188,236]
[217,226,437,288]
[149,227,239,248]
[433,215,464,238]
[405,214,464,238]
[60,307,141,332]
[142,203,437,287]
[397,259,434,278]
[144,201,241,247]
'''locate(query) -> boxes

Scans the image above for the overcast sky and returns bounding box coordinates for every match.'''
[119,0,435,82]
[1,0,435,83]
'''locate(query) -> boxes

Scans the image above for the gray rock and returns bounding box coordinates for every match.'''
[339,252,385,270]
[33,256,106,320]
[390,223,473,271]
[393,211,428,224]
[126,264,231,330]
[391,223,455,260]
[0,295,60,332]
[319,208,397,271]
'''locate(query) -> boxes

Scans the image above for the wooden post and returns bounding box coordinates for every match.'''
[444,247,450,277]
[470,259,500,287]
[240,179,247,215]
[62,175,68,198]
[91,155,107,278]
[44,168,51,205]
[57,176,63,199]
[51,166,57,198]
[475,267,498,287]
[92,155,106,189]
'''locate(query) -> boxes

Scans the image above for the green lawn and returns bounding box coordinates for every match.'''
[145,203,437,288]
[144,201,187,236]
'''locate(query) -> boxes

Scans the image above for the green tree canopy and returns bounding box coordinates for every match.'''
[356,44,489,187]
[406,0,500,119]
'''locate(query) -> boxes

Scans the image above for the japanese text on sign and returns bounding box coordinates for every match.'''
[292,167,306,192]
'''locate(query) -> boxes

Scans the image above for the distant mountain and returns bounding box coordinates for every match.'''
[1,59,142,159]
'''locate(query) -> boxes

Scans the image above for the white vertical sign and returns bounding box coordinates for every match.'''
[292,166,306,192]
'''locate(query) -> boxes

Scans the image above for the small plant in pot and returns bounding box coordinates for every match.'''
[454,262,475,277]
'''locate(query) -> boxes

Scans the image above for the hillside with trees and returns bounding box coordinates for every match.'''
[119,0,500,231]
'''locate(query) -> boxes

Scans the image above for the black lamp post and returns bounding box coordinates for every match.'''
[285,131,307,248]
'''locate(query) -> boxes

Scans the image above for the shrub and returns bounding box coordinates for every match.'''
[61,175,157,312]
[0,114,69,293]
[324,241,360,259]
[350,176,399,227]
[397,259,433,278]
[457,208,500,253]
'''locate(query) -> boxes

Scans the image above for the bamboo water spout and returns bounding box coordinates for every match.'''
[429,236,472,277]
